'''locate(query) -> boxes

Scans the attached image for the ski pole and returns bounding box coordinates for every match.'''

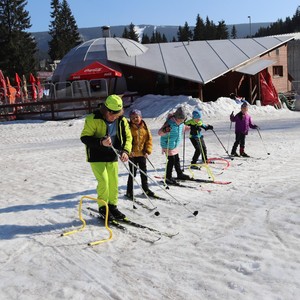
[111,146,160,215]
[163,132,171,188]
[212,129,233,160]
[182,129,185,172]
[227,111,234,155]
[113,146,198,217]
[129,158,198,215]
[147,156,169,189]
[256,128,270,155]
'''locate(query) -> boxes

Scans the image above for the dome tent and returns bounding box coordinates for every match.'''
[52,37,148,94]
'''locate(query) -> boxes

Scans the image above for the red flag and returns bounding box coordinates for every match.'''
[6,77,17,104]
[29,73,37,101]
[15,73,22,99]
[36,77,44,99]
[0,69,8,102]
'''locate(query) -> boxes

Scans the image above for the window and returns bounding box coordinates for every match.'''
[273,66,283,77]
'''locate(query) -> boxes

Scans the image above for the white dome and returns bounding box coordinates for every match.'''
[52,37,148,85]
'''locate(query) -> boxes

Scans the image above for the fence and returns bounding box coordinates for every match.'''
[0,79,138,120]
[0,79,109,104]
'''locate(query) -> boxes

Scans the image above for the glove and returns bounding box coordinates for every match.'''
[162,125,171,133]
[230,111,234,117]
[253,125,259,129]
[206,125,213,130]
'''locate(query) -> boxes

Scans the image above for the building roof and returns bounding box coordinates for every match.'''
[53,35,294,85]
[107,35,294,84]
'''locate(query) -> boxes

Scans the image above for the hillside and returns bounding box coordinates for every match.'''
[32,23,270,59]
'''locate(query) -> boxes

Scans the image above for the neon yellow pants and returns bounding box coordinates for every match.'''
[90,161,119,206]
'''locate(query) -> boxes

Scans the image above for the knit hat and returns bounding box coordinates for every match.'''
[129,109,142,117]
[174,106,187,120]
[105,94,123,113]
[192,109,202,119]
[241,102,248,108]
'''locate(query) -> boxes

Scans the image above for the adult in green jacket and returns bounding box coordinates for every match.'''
[81,94,132,220]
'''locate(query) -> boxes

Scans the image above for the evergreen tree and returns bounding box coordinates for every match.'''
[193,14,205,41]
[48,0,81,61]
[149,31,167,43]
[127,23,139,42]
[0,0,37,78]
[177,22,193,41]
[255,6,300,37]
[203,16,217,40]
[161,33,168,43]
[141,33,150,44]
[230,25,237,39]
[216,20,228,39]
[122,26,129,38]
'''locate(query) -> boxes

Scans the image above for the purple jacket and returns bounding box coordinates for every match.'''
[230,112,256,135]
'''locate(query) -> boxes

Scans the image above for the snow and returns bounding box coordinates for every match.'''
[0,95,299,300]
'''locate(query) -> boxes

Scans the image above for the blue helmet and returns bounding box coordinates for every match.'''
[192,109,202,119]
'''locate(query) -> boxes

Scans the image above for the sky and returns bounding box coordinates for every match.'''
[0,95,299,299]
[25,0,300,32]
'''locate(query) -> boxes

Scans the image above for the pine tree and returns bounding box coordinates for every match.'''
[128,23,139,42]
[203,17,217,40]
[216,20,228,39]
[230,25,237,39]
[122,27,129,39]
[161,34,168,43]
[141,33,150,44]
[0,0,37,78]
[48,0,81,61]
[177,22,193,41]
[193,14,205,41]
[255,5,300,37]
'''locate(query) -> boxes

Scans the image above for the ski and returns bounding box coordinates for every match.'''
[87,207,161,243]
[137,193,168,201]
[177,178,232,185]
[87,207,178,238]
[231,155,265,160]
[166,181,199,189]
[154,178,199,189]
[118,218,179,238]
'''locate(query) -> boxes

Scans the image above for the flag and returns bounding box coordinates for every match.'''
[15,73,22,99]
[6,77,16,104]
[36,77,44,99]
[0,69,8,103]
[22,75,28,101]
[29,73,37,101]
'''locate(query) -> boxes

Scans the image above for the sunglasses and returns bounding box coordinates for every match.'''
[107,109,122,115]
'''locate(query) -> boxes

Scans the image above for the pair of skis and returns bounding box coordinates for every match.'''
[154,175,231,186]
[87,207,178,242]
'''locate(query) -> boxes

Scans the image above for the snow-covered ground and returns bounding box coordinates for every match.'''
[0,95,299,300]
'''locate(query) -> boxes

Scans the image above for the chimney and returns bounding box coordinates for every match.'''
[102,25,111,38]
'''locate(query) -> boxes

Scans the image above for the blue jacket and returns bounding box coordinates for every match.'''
[160,118,184,150]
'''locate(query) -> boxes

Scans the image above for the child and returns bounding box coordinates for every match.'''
[80,94,132,221]
[158,106,190,185]
[230,102,258,157]
[126,109,155,198]
[185,109,213,167]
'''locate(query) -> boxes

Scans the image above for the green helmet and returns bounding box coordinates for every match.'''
[105,94,123,112]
